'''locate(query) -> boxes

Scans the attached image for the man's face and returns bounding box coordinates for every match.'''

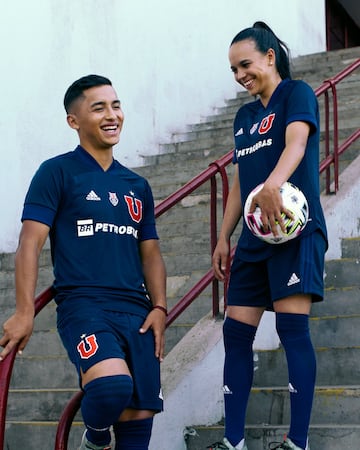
[67,84,124,152]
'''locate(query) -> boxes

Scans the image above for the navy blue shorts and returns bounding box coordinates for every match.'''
[56,301,163,412]
[227,231,326,310]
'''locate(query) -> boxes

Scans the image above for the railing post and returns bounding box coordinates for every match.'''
[0,348,17,450]
[54,391,83,450]
[210,174,220,317]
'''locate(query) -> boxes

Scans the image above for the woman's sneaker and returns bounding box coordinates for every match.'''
[269,437,309,450]
[78,430,112,450]
[207,437,247,449]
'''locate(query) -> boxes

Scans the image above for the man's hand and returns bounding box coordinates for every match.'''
[0,312,34,361]
[139,309,166,362]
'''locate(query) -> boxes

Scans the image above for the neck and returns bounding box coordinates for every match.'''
[260,75,283,107]
[81,145,114,171]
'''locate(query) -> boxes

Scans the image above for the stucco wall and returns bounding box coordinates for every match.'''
[0,0,326,252]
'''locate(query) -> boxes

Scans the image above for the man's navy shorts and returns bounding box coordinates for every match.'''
[57,301,163,412]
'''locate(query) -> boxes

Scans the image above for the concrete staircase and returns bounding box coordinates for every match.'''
[184,235,360,450]
[0,47,359,449]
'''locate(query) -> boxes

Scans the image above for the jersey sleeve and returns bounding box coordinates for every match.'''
[138,179,159,241]
[21,159,63,227]
[285,81,319,133]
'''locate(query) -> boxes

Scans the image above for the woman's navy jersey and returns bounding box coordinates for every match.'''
[22,146,158,316]
[233,79,327,261]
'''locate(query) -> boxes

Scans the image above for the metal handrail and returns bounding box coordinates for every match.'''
[0,58,359,450]
[315,58,360,193]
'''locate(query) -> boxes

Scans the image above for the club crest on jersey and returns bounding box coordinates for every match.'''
[109,192,119,206]
[77,334,99,359]
[124,194,143,223]
[258,113,275,134]
[250,122,259,135]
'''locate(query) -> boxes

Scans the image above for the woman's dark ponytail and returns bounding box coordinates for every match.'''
[231,21,291,80]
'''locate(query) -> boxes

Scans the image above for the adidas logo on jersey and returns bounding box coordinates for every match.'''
[287,273,300,286]
[223,385,233,395]
[86,190,101,201]
[235,127,244,136]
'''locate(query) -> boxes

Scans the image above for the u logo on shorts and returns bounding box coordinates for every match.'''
[77,334,99,359]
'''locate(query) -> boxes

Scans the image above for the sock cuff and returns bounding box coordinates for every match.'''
[223,317,257,340]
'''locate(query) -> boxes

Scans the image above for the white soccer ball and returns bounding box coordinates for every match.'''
[244,181,309,244]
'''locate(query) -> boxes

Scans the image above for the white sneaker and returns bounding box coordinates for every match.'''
[207,437,248,449]
[269,437,309,450]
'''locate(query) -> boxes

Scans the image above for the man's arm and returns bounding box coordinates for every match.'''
[0,220,50,361]
[138,239,167,361]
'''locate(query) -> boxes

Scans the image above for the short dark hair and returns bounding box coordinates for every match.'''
[230,21,291,80]
[64,74,112,113]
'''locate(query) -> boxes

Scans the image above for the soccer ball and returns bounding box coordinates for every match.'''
[244,181,309,244]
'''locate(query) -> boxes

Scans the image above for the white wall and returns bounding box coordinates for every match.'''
[0,0,326,252]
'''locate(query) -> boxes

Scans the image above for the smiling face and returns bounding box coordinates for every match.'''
[229,38,281,106]
[67,84,124,153]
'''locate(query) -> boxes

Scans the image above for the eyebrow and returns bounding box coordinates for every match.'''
[239,59,251,66]
[90,99,121,108]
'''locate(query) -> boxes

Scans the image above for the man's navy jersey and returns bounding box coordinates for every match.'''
[22,146,158,315]
[233,79,327,261]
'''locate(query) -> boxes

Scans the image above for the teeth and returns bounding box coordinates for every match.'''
[102,126,117,131]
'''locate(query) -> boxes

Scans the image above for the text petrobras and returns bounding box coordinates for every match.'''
[77,219,138,238]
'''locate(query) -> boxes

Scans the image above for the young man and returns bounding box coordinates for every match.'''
[0,75,167,450]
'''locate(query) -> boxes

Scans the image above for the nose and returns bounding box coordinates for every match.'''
[105,106,117,119]
[234,69,245,83]
[105,106,123,122]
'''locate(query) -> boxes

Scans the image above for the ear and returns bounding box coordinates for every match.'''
[267,48,276,66]
[66,113,79,130]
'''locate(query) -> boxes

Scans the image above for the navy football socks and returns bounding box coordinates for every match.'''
[276,312,316,450]
[113,417,153,449]
[223,317,257,447]
[82,375,133,446]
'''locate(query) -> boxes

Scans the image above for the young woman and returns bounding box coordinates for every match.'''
[208,22,327,450]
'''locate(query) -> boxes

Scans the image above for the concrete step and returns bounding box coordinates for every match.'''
[310,314,360,347]
[6,388,81,422]
[9,355,78,389]
[312,286,360,316]
[291,47,360,78]
[324,257,360,288]
[4,421,83,450]
[342,236,360,258]
[185,423,360,450]
[246,385,360,425]
[253,347,360,387]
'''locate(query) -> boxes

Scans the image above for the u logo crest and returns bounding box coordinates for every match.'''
[258,113,275,134]
[124,195,143,223]
[77,334,99,359]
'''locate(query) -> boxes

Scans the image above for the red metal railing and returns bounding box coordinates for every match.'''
[315,58,360,193]
[0,59,359,450]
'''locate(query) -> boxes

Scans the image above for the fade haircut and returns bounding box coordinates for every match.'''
[64,74,112,113]
[231,21,291,80]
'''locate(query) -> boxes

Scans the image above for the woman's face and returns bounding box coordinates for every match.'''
[229,38,278,103]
